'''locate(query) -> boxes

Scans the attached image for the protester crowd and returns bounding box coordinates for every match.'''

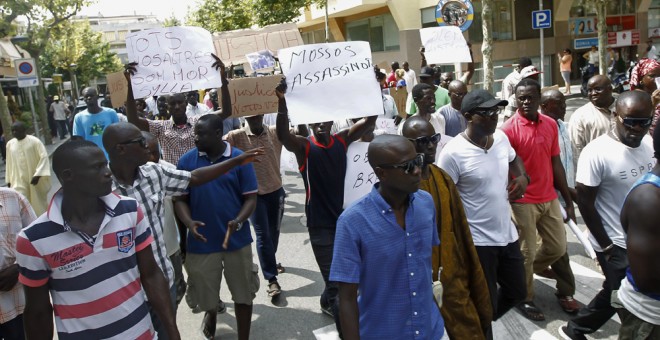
[0,44,659,340]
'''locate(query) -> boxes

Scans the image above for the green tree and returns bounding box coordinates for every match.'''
[163,15,182,27]
[40,21,122,87]
[186,0,255,33]
[185,0,323,33]
[9,0,89,145]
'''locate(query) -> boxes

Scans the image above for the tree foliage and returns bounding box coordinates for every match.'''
[40,20,122,86]
[163,15,182,28]
[185,0,323,33]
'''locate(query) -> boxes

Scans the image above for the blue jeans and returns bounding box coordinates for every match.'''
[249,187,285,282]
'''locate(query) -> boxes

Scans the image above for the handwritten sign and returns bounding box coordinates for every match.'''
[419,26,471,64]
[213,23,303,65]
[221,75,282,118]
[280,148,299,173]
[375,117,397,135]
[126,26,222,98]
[106,72,128,109]
[279,42,383,125]
[343,142,378,208]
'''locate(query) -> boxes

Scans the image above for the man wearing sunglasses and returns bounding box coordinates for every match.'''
[102,122,263,339]
[438,80,468,137]
[331,134,446,340]
[502,78,575,322]
[560,90,656,340]
[568,75,615,164]
[403,117,491,340]
[439,89,528,337]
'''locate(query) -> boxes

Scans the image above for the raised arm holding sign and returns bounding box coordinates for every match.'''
[278,41,383,125]
[419,26,472,64]
[126,26,223,98]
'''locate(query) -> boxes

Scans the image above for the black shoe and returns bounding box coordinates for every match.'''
[320,304,333,317]
[558,325,587,340]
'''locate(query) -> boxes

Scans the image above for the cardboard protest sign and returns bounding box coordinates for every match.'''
[213,23,303,65]
[106,71,128,109]
[420,26,471,64]
[343,142,378,208]
[279,41,383,125]
[125,26,222,98]
[221,75,283,118]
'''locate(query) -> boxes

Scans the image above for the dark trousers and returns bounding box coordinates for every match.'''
[55,120,68,139]
[475,241,527,321]
[567,245,628,336]
[250,188,285,282]
[308,227,341,333]
[551,252,576,296]
[0,314,25,340]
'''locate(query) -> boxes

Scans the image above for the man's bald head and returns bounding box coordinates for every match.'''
[448,80,466,93]
[541,89,564,105]
[401,116,435,138]
[588,74,612,88]
[102,122,143,152]
[616,90,653,119]
[540,89,566,121]
[368,134,416,169]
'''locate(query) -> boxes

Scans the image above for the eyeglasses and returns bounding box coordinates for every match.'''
[408,133,441,146]
[472,107,501,117]
[618,116,653,128]
[378,153,424,174]
[118,136,147,148]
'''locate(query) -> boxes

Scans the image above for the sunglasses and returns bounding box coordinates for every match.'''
[472,107,501,117]
[379,153,424,174]
[408,133,441,146]
[118,136,147,148]
[619,116,653,128]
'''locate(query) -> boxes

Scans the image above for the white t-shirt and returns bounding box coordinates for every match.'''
[617,276,660,325]
[648,45,659,61]
[403,69,418,88]
[397,111,446,136]
[438,130,519,246]
[576,134,655,251]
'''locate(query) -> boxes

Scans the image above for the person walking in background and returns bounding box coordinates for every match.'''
[5,122,51,216]
[583,46,599,75]
[49,96,70,139]
[559,49,573,95]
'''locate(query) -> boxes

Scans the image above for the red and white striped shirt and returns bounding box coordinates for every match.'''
[16,191,155,339]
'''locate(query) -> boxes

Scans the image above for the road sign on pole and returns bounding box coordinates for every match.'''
[14,58,39,88]
[532,10,552,29]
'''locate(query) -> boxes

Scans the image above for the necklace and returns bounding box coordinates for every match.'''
[610,128,622,143]
[463,132,490,154]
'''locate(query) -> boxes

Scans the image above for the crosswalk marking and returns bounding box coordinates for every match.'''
[313,260,619,340]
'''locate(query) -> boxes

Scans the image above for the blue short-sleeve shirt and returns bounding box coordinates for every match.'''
[330,185,444,339]
[177,142,258,253]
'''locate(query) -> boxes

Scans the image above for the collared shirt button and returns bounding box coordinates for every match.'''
[407,232,410,236]
[408,253,412,257]
[414,311,418,316]
[410,272,414,276]
[415,331,420,335]
[412,292,416,296]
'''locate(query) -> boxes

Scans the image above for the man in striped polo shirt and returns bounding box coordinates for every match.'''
[15,140,179,340]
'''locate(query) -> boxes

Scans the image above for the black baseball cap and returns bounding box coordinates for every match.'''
[419,66,435,78]
[461,89,509,114]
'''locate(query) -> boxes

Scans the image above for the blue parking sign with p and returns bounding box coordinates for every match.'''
[532,10,552,29]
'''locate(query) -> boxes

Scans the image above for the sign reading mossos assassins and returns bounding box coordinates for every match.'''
[435,0,474,32]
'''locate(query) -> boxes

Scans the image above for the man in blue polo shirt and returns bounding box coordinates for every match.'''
[174,114,258,340]
[331,134,445,339]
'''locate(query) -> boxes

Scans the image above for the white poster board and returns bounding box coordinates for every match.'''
[375,117,397,135]
[419,26,472,64]
[126,26,223,98]
[279,42,383,125]
[280,148,299,173]
[343,142,378,208]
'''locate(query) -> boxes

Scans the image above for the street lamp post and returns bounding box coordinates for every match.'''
[69,63,79,105]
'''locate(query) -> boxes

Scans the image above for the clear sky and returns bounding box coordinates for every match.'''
[78,0,191,21]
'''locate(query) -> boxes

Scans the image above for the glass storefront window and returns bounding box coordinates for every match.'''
[346,14,400,52]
